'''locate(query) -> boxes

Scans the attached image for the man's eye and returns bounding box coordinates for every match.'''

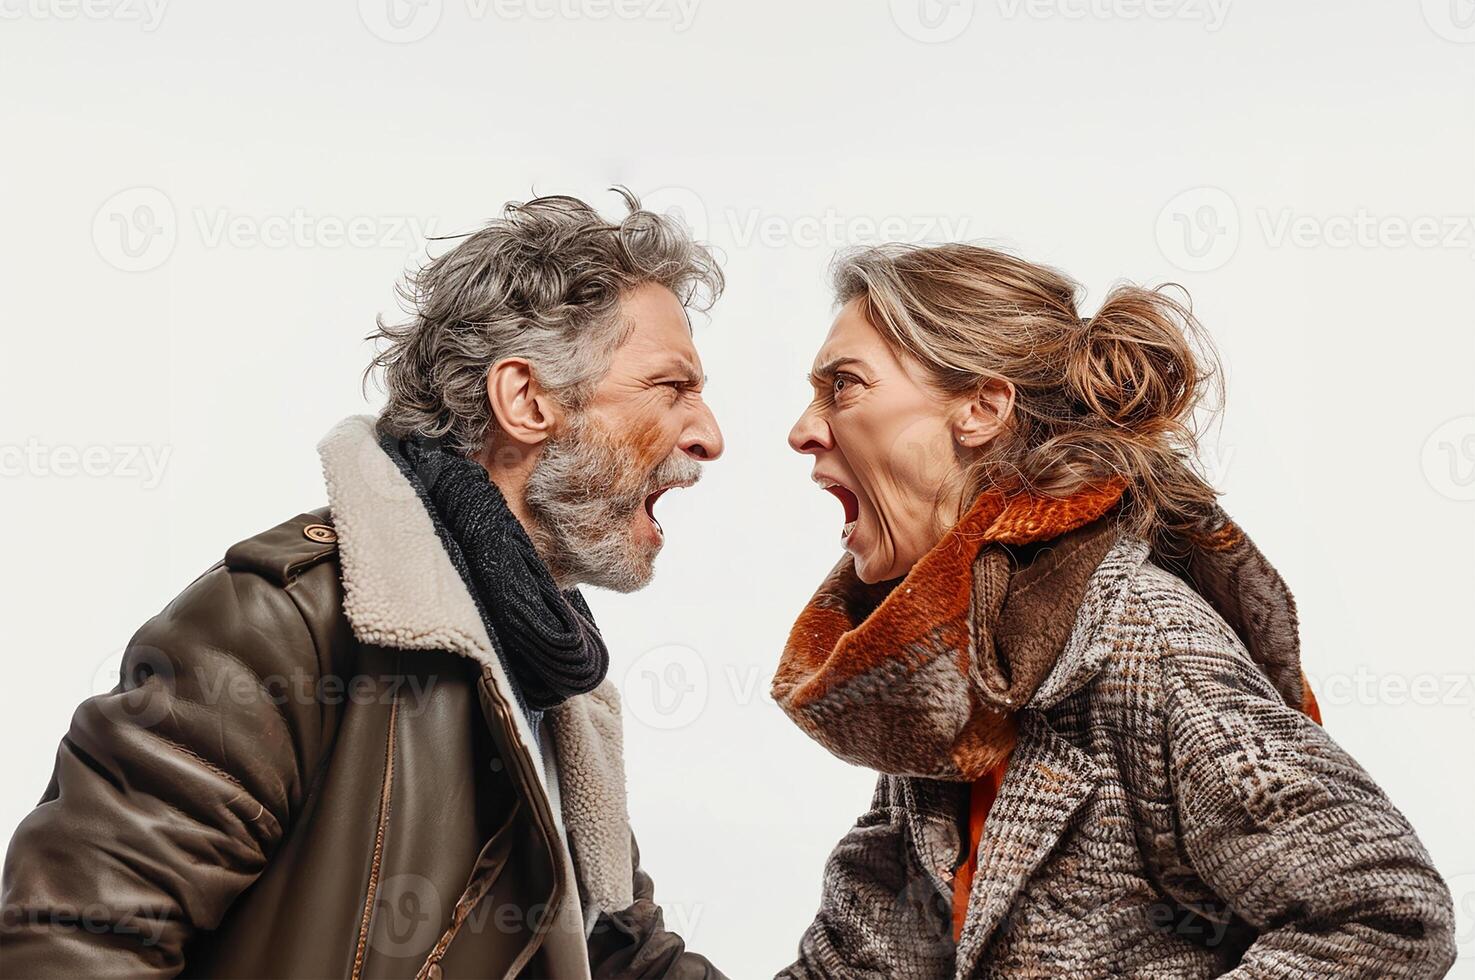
[832,374,858,396]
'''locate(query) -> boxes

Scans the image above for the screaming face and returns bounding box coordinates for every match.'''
[789,298,973,584]
[524,282,724,592]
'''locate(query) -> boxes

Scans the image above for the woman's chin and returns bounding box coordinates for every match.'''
[850,549,895,585]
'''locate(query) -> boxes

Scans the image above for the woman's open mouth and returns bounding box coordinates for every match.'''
[816,477,860,543]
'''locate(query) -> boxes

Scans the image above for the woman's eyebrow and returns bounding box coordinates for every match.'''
[810,356,871,382]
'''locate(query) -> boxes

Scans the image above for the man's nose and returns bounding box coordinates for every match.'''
[788,405,832,455]
[680,399,724,462]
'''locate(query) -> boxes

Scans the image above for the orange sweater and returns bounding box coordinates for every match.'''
[951,756,1009,943]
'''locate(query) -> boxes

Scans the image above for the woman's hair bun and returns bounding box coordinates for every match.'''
[1067,285,1205,435]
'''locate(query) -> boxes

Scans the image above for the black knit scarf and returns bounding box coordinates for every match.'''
[378,428,609,712]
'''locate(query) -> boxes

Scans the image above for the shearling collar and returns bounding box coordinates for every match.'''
[772,483,1126,781]
[315,414,636,926]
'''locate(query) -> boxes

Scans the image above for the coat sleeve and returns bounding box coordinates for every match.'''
[777,778,953,980]
[1159,622,1457,978]
[0,566,325,978]
[585,833,728,979]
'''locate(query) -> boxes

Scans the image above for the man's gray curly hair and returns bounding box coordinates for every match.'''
[366,188,723,458]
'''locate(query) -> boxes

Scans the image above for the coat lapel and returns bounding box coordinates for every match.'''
[548,681,636,919]
[895,777,968,901]
[953,714,1099,976]
[951,535,1149,976]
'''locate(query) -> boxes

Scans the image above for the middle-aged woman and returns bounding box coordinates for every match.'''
[771,243,1456,979]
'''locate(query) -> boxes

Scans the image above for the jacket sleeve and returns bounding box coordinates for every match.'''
[1159,625,1457,978]
[777,778,953,980]
[0,566,326,978]
[586,833,728,980]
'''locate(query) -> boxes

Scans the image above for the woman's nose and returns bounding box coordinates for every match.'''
[788,406,832,455]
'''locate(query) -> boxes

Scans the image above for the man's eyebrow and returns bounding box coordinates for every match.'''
[809,356,871,382]
[651,358,705,385]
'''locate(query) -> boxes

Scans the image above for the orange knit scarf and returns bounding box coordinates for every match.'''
[772,481,1127,782]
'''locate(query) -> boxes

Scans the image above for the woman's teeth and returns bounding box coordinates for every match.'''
[841,520,857,542]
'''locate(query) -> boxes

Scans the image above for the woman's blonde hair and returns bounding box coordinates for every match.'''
[832,242,1223,552]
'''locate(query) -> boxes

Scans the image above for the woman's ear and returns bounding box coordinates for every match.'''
[953,377,1015,449]
[486,358,560,447]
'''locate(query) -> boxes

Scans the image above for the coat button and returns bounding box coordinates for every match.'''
[426,964,444,980]
[302,523,337,544]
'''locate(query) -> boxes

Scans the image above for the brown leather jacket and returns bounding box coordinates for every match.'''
[0,415,720,980]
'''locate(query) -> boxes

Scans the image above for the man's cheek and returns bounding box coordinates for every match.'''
[625,414,675,471]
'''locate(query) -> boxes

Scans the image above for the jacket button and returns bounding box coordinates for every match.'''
[302,523,337,544]
[426,964,444,980]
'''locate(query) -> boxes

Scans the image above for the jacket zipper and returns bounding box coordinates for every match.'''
[351,684,400,980]
[479,669,566,980]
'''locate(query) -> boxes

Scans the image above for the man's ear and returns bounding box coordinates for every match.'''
[953,377,1015,449]
[486,357,560,446]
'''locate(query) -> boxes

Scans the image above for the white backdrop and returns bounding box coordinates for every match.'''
[2,1,1473,975]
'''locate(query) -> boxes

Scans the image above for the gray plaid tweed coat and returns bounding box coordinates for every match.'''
[779,535,1456,979]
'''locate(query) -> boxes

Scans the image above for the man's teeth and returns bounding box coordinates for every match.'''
[841,520,857,540]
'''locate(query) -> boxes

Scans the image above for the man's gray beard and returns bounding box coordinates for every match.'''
[523,413,702,593]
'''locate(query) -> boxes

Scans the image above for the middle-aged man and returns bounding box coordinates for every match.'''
[0,192,728,979]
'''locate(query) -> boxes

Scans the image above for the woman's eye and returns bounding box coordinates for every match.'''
[832,375,857,396]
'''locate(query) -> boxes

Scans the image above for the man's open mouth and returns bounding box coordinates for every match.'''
[815,475,860,542]
[643,481,695,536]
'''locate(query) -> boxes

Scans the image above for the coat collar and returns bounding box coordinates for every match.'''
[1024,509,1314,717]
[1026,534,1152,711]
[316,414,635,925]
